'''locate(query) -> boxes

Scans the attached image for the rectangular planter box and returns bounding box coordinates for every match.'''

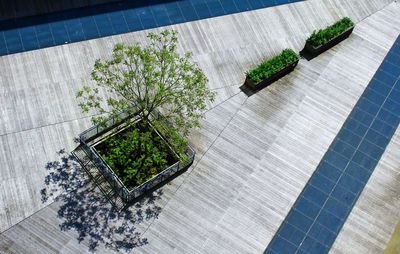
[74,113,195,204]
[245,59,299,91]
[303,26,354,57]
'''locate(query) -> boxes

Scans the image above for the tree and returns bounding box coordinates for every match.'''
[76,29,215,140]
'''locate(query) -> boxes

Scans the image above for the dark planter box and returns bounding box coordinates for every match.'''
[303,26,354,57]
[245,60,299,91]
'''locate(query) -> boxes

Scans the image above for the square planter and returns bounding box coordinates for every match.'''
[245,59,299,91]
[74,113,195,204]
[303,26,354,58]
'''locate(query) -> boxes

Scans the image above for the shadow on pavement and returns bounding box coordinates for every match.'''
[41,148,163,252]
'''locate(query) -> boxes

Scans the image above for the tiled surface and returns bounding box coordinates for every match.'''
[265,36,400,254]
[0,0,303,56]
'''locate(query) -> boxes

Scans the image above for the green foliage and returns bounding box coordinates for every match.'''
[76,29,215,137]
[246,49,299,83]
[306,17,354,47]
[96,122,176,189]
[151,118,189,162]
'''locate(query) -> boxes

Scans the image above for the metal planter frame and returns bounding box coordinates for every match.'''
[75,112,195,203]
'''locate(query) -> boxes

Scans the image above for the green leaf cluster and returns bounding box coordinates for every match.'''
[246,49,299,83]
[96,122,177,189]
[306,17,354,47]
[76,29,216,138]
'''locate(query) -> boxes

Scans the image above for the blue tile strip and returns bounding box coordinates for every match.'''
[265,36,400,254]
[0,0,303,56]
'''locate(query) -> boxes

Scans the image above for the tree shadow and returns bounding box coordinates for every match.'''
[41,148,163,252]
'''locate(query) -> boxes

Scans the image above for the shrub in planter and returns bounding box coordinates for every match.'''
[303,17,355,57]
[245,48,299,90]
[94,122,177,190]
[77,111,196,203]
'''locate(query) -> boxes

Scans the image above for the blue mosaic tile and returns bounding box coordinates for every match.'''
[383,98,400,115]
[222,0,241,12]
[192,2,212,19]
[318,162,342,182]
[264,249,277,254]
[299,236,329,254]
[19,26,39,51]
[164,3,186,24]
[152,5,172,27]
[235,0,252,12]
[349,107,375,127]
[35,23,55,48]
[248,0,266,9]
[331,185,357,207]
[376,108,399,127]
[294,196,321,219]
[177,2,199,21]
[374,69,398,85]
[137,7,158,30]
[363,87,387,105]
[351,150,378,170]
[337,173,363,195]
[269,235,298,254]
[345,161,371,183]
[356,97,381,116]
[0,32,7,55]
[107,11,129,34]
[3,29,23,54]
[207,1,227,16]
[123,9,143,31]
[309,172,336,194]
[50,21,70,44]
[80,16,100,40]
[278,222,305,246]
[93,13,115,36]
[316,209,343,234]
[323,149,349,171]
[275,0,291,5]
[386,53,400,66]
[64,18,86,42]
[286,210,313,232]
[389,88,400,102]
[308,223,336,246]
[338,128,363,148]
[394,79,400,91]
[301,185,328,205]
[324,197,350,218]
[390,45,400,56]
[358,139,385,159]
[343,118,367,138]
[368,78,392,96]
[380,60,400,77]
[330,139,356,159]
[370,119,396,137]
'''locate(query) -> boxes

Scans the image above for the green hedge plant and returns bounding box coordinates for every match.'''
[246,49,299,83]
[307,17,354,47]
[95,122,177,189]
